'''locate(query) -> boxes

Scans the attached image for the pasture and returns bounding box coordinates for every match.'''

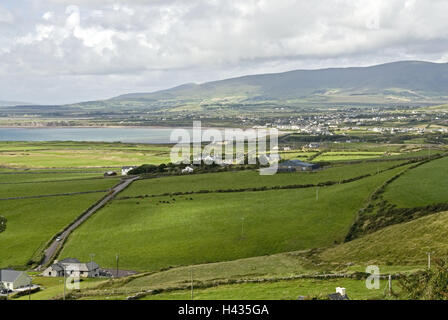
[0,193,109,268]
[59,166,409,271]
[140,278,392,300]
[0,141,172,168]
[382,156,448,208]
[120,160,406,197]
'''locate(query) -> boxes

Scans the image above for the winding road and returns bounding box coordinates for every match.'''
[37,176,139,269]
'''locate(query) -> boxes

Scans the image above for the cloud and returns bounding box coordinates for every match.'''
[0,0,448,104]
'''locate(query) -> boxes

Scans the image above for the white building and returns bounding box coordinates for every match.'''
[0,269,32,290]
[121,166,136,176]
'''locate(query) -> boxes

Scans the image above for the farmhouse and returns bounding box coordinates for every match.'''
[121,166,136,176]
[278,160,320,172]
[0,269,32,290]
[42,258,100,278]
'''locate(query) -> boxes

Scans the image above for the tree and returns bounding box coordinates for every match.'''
[399,258,448,300]
[0,216,6,233]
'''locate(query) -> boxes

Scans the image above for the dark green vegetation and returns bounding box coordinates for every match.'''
[399,258,448,300]
[0,215,6,233]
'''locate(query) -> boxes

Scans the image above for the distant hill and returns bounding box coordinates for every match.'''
[109,61,448,106]
[0,100,34,107]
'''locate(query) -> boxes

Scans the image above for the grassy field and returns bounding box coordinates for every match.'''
[319,211,448,266]
[59,165,409,271]
[141,278,393,300]
[120,160,406,197]
[383,156,448,208]
[313,151,388,162]
[0,172,108,183]
[0,177,119,198]
[0,193,109,268]
[14,276,105,300]
[0,141,172,168]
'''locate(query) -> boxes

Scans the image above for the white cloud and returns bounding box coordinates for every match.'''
[0,0,448,104]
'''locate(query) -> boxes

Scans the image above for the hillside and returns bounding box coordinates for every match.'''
[108,61,448,107]
[319,211,448,265]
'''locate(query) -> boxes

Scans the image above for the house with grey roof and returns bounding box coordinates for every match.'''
[0,269,32,290]
[42,258,100,278]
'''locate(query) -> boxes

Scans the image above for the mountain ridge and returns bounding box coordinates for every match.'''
[108,60,448,106]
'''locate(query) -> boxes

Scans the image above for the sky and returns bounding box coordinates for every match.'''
[0,0,448,105]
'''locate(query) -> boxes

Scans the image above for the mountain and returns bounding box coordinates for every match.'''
[107,61,448,107]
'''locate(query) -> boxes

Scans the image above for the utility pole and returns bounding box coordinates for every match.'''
[388,274,392,294]
[190,269,194,300]
[426,252,434,270]
[241,217,245,238]
[63,265,66,300]
[116,253,120,278]
[316,187,319,201]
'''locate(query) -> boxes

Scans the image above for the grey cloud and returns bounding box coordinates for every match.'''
[0,0,448,104]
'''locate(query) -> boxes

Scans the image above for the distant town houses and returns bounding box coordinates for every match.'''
[43,258,100,278]
[121,166,137,176]
[0,269,32,291]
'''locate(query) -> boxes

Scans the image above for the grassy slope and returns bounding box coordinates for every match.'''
[121,160,405,197]
[59,165,408,271]
[383,156,448,208]
[0,193,108,268]
[319,211,448,265]
[141,278,391,300]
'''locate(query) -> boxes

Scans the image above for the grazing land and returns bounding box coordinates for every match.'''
[59,165,409,271]
[0,193,109,268]
[0,141,172,168]
[382,156,448,208]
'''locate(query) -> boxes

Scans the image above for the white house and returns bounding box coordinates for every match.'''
[42,258,100,278]
[0,269,32,290]
[121,166,136,176]
[181,166,194,174]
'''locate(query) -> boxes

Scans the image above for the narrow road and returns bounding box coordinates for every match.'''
[37,176,139,269]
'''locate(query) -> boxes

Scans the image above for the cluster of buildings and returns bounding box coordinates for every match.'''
[43,258,100,278]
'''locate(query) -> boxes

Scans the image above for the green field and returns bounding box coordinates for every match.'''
[59,165,409,271]
[121,160,406,197]
[383,156,448,208]
[14,276,105,300]
[0,172,107,183]
[0,141,172,168]
[0,193,109,268]
[0,177,119,198]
